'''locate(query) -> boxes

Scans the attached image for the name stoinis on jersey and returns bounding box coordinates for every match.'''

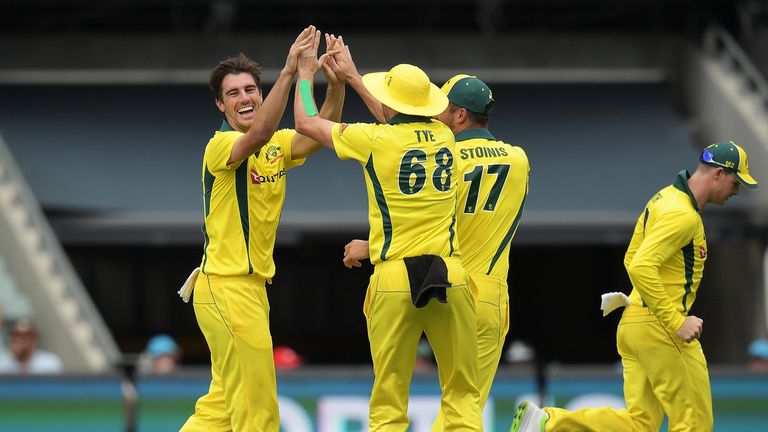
[460,146,509,159]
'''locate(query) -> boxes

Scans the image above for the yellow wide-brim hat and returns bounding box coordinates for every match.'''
[362,64,448,117]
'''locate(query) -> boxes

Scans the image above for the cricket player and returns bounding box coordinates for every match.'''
[343,75,530,430]
[180,26,344,432]
[512,141,758,432]
[293,50,483,429]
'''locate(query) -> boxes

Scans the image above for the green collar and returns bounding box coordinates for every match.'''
[455,128,495,142]
[218,119,259,157]
[672,170,701,212]
[219,119,235,132]
[388,113,432,125]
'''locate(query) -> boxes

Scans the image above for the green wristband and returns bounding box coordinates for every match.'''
[299,80,318,117]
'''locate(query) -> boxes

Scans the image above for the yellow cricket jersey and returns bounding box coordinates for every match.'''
[200,120,305,277]
[454,129,529,277]
[624,170,707,333]
[331,114,459,264]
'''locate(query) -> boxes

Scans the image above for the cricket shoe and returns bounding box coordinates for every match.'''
[510,401,548,432]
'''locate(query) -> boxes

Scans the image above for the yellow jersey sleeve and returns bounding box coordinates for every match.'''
[625,208,697,333]
[332,123,376,162]
[273,128,305,170]
[205,131,245,172]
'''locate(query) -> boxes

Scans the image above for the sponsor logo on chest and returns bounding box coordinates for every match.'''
[250,168,286,185]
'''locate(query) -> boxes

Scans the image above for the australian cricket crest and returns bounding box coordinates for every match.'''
[264,145,285,164]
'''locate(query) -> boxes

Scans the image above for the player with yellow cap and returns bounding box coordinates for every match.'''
[342,73,530,430]
[293,50,482,429]
[512,141,758,432]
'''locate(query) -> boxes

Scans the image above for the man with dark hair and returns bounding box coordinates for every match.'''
[512,141,758,432]
[180,26,344,432]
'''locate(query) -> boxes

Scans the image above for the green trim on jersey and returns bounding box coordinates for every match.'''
[672,170,701,212]
[332,120,458,264]
[448,212,456,256]
[455,128,496,142]
[235,162,254,274]
[388,113,432,125]
[201,166,216,272]
[203,166,215,216]
[365,155,393,261]
[219,119,260,157]
[488,186,528,274]
[642,208,650,234]
[681,241,694,312]
[219,119,235,132]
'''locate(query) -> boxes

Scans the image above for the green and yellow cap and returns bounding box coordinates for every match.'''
[440,74,494,115]
[700,141,758,189]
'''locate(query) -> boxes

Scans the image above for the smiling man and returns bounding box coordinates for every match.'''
[180,26,345,432]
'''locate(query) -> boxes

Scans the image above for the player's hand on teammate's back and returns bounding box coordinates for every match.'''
[343,239,370,269]
[676,315,704,343]
[284,26,316,75]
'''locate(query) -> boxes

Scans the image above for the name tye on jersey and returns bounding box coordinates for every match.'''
[459,146,509,159]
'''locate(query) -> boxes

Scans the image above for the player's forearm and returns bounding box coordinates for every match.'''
[240,69,295,150]
[291,83,344,157]
[320,83,345,123]
[626,261,685,332]
[294,73,334,148]
[348,74,386,123]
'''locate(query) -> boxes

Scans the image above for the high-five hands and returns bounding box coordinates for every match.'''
[298,26,342,77]
[284,26,316,75]
[325,35,361,83]
[322,33,344,85]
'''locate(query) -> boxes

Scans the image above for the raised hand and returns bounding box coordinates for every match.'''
[326,36,360,82]
[284,26,316,75]
[322,33,344,85]
[297,27,325,77]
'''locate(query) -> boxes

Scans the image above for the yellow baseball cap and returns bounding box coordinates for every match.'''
[700,141,758,189]
[362,64,448,117]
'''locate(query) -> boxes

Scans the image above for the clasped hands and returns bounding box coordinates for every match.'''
[294,25,359,85]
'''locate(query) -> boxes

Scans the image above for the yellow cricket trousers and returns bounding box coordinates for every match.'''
[433,274,510,430]
[180,273,279,432]
[365,257,483,431]
[543,305,713,432]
